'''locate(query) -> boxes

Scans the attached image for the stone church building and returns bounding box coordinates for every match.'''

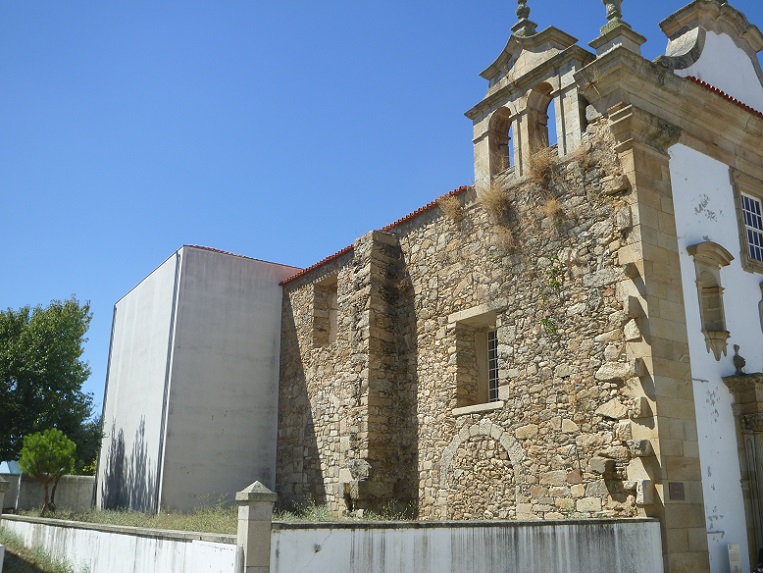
[97,1,763,571]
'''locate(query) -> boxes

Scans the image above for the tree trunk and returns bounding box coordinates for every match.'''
[41,481,49,516]
[50,475,61,513]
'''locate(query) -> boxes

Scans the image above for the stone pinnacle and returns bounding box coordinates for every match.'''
[512,0,538,37]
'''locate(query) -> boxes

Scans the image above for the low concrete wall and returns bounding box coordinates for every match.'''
[0,515,241,573]
[271,518,664,573]
[15,475,94,512]
[2,513,662,573]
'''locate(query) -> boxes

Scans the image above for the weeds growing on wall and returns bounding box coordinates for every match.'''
[528,146,556,186]
[478,179,511,222]
[0,526,88,573]
[437,194,464,222]
[540,196,564,224]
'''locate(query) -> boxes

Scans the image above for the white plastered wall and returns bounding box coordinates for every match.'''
[671,144,761,573]
[673,30,763,111]
[96,253,179,512]
[158,246,298,511]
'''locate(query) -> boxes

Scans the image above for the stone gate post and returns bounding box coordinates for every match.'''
[236,481,277,573]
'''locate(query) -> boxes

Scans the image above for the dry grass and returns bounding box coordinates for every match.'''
[494,226,516,251]
[437,194,463,222]
[541,196,564,222]
[19,504,238,535]
[528,146,555,185]
[478,180,511,221]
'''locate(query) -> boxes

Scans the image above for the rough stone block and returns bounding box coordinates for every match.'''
[632,358,647,377]
[595,362,633,382]
[576,497,602,512]
[627,439,654,457]
[624,319,641,341]
[625,296,644,318]
[601,174,630,196]
[622,262,639,278]
[629,396,651,419]
[585,480,608,497]
[590,457,615,475]
[616,207,633,232]
[515,424,539,439]
[614,421,632,441]
[596,398,629,419]
[635,480,654,506]
[562,419,579,433]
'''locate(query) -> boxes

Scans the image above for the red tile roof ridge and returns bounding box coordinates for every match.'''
[279,245,355,285]
[380,185,471,232]
[280,185,471,285]
[686,76,763,121]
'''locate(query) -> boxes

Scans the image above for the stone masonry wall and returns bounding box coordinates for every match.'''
[278,120,647,520]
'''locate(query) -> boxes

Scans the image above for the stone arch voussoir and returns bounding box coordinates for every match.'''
[435,419,526,516]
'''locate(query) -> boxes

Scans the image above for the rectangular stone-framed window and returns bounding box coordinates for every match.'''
[313,274,338,347]
[447,304,505,414]
[731,169,763,273]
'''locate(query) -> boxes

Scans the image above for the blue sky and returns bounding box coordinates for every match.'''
[2,0,763,416]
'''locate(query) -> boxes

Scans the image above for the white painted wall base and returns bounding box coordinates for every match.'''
[271,519,664,573]
[0,515,240,573]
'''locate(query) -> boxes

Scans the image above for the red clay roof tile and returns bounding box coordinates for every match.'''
[280,185,471,285]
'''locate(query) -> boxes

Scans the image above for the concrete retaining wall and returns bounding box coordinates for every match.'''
[271,518,664,573]
[0,515,240,573]
[15,475,94,512]
[1,514,662,573]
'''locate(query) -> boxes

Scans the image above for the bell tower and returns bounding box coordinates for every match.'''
[466,1,594,189]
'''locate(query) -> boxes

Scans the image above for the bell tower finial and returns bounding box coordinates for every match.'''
[590,0,646,55]
[601,0,631,32]
[512,0,538,37]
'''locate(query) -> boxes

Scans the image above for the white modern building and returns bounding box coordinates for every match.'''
[95,245,299,512]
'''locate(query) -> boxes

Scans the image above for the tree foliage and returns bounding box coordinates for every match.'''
[0,298,96,467]
[18,428,76,515]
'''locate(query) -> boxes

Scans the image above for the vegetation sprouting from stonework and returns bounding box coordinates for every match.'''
[278,115,641,521]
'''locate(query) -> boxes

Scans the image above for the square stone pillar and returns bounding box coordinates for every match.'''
[236,481,276,573]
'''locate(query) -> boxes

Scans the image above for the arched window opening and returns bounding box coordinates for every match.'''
[488,107,514,176]
[527,83,553,153]
[548,97,558,148]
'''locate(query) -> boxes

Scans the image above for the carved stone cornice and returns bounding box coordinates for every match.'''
[607,103,682,154]
[724,373,763,417]
[743,413,763,434]
[574,45,763,180]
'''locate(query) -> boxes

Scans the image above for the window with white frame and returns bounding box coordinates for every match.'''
[732,170,763,273]
[742,193,763,263]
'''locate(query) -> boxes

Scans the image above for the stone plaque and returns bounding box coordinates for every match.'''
[668,482,685,501]
[728,544,742,573]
